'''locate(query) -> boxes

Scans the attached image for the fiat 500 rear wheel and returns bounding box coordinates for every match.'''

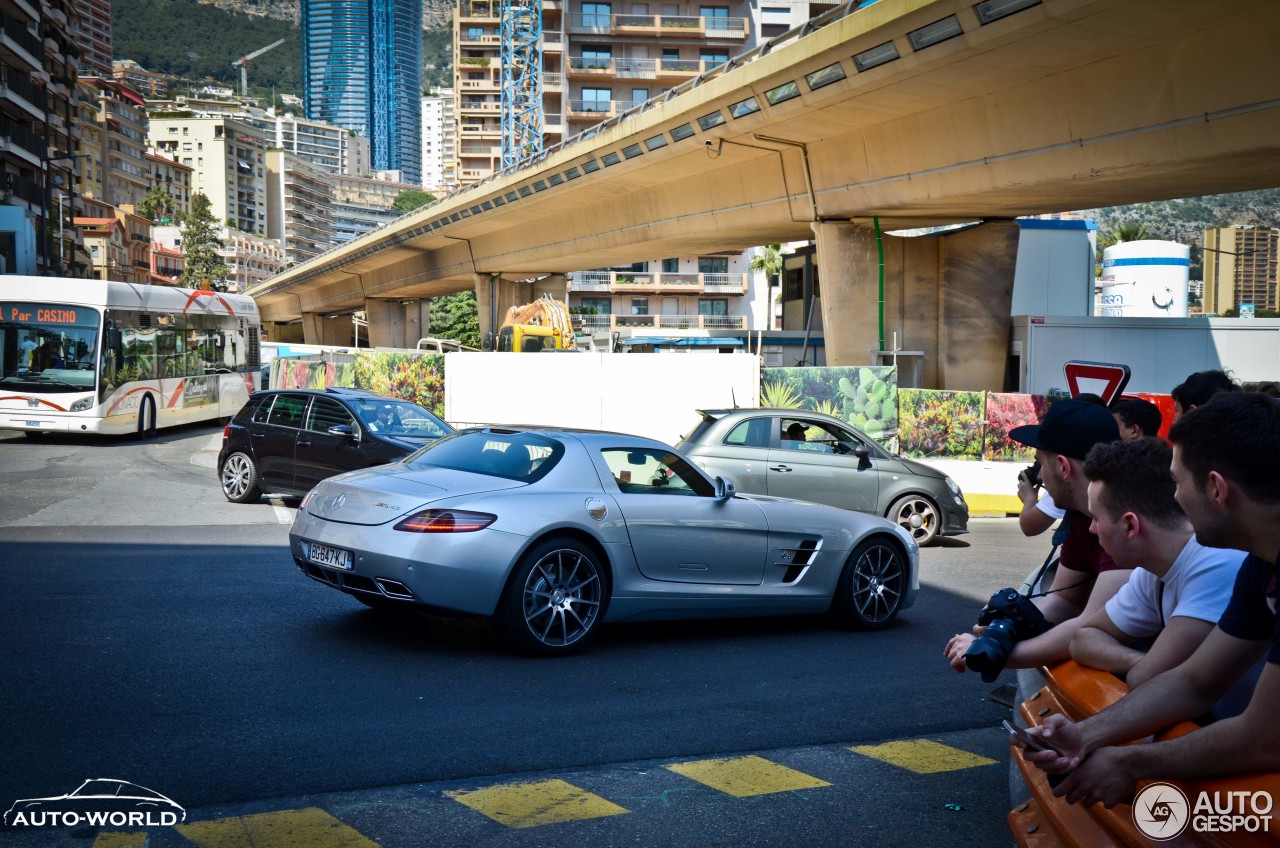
[831,536,907,631]
[493,538,608,656]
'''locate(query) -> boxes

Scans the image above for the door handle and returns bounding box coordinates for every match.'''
[252,432,265,438]
[769,464,792,472]
[297,439,311,447]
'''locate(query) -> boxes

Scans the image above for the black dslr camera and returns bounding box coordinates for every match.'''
[963,588,1051,682]
[1019,461,1042,490]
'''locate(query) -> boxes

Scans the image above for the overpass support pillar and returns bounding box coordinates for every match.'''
[364,299,429,348]
[301,312,354,346]
[473,274,534,339]
[533,274,569,302]
[812,220,1018,390]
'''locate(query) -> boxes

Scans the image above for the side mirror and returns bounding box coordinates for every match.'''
[852,444,870,458]
[714,476,736,500]
[328,424,358,440]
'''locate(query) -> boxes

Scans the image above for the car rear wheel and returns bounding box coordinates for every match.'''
[888,494,940,546]
[493,537,608,657]
[220,451,262,504]
[831,536,907,630]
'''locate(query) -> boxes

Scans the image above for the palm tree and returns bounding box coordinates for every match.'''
[1096,221,1149,276]
[750,244,784,330]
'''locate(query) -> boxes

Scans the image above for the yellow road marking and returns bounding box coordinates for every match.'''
[446,779,629,829]
[850,739,997,774]
[665,755,831,797]
[92,834,148,848]
[175,808,379,848]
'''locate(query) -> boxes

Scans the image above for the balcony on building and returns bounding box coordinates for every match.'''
[568,269,747,294]
[568,12,747,40]
[0,64,47,121]
[1,13,43,71]
[572,312,746,331]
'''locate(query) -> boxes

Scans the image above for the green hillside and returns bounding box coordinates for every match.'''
[113,0,303,94]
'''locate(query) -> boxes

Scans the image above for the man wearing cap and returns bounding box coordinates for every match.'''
[945,399,1132,675]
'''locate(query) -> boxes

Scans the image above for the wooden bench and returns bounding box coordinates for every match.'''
[1009,660,1280,847]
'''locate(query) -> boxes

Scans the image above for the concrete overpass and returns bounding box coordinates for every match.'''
[250,0,1280,389]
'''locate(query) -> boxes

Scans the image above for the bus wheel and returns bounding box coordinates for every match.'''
[137,394,157,439]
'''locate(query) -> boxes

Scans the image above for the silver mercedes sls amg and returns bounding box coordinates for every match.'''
[289,427,920,656]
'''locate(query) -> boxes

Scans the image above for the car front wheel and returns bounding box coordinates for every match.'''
[831,536,907,630]
[888,494,941,546]
[493,537,608,657]
[220,451,262,504]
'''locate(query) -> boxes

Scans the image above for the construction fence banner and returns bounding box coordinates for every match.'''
[270,351,447,419]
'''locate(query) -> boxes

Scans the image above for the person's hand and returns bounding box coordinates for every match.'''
[944,632,977,672]
[1019,713,1084,773]
[1053,746,1139,808]
[1016,473,1038,505]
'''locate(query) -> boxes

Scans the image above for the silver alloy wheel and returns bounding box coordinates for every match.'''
[890,495,940,545]
[850,542,905,626]
[521,547,603,648]
[222,454,254,499]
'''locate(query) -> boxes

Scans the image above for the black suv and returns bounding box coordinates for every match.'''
[217,388,453,503]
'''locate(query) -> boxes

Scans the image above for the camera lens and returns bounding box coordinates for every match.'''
[964,618,1020,682]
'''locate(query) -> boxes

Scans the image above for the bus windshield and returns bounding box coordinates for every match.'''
[0,302,101,393]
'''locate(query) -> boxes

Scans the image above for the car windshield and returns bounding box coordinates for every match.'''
[403,430,563,482]
[350,398,451,438]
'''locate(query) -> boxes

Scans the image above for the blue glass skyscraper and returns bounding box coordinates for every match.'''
[302,0,423,186]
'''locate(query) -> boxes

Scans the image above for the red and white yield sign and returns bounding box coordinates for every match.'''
[1064,361,1131,404]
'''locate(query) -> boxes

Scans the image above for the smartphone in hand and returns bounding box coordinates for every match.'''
[1002,719,1063,755]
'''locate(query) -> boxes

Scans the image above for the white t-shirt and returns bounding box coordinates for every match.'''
[1035,491,1066,520]
[1105,535,1246,639]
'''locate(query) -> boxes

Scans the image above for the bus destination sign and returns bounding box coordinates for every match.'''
[5,304,82,325]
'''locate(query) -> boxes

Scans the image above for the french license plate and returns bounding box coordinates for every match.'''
[307,542,352,570]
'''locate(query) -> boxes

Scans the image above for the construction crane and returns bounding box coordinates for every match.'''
[232,38,287,97]
[500,0,544,167]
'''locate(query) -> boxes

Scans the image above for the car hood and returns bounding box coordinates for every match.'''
[305,465,525,525]
[894,455,945,479]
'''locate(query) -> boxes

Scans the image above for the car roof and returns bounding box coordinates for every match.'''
[697,408,849,425]
[457,425,676,451]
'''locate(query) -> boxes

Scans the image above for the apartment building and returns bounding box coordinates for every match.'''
[0,0,80,275]
[147,115,271,237]
[81,77,150,208]
[330,171,417,243]
[73,0,112,77]
[265,150,335,265]
[145,150,193,220]
[450,0,821,331]
[112,59,166,99]
[421,89,457,193]
[1203,226,1280,314]
[219,227,287,292]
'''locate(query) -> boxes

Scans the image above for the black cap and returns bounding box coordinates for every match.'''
[1009,398,1120,461]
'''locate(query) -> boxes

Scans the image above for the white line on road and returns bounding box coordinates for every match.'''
[270,497,294,525]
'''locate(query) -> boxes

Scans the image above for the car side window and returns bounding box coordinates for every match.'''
[601,448,714,497]
[723,417,770,448]
[251,396,275,424]
[265,395,306,429]
[306,398,354,433]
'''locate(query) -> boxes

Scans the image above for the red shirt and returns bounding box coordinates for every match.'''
[1058,510,1121,575]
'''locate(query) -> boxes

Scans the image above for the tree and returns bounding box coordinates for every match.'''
[1097,220,1149,251]
[136,186,175,223]
[427,290,481,348]
[393,190,437,213]
[177,192,231,292]
[750,244,785,330]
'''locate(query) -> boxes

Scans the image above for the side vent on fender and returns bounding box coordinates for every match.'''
[776,538,820,583]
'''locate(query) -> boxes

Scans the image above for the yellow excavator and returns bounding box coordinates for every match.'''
[489,295,577,352]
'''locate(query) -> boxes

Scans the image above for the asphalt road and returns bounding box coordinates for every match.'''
[0,423,1050,846]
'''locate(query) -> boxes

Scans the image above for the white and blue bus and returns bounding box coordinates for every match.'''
[0,278,261,436]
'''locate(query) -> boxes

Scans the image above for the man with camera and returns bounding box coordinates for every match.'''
[945,399,1131,680]
[1071,437,1247,697]
[1019,392,1280,807]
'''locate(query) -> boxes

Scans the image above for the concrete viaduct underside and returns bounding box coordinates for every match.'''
[251,0,1280,390]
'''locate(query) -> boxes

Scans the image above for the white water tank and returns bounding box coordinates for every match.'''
[1098,240,1190,318]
